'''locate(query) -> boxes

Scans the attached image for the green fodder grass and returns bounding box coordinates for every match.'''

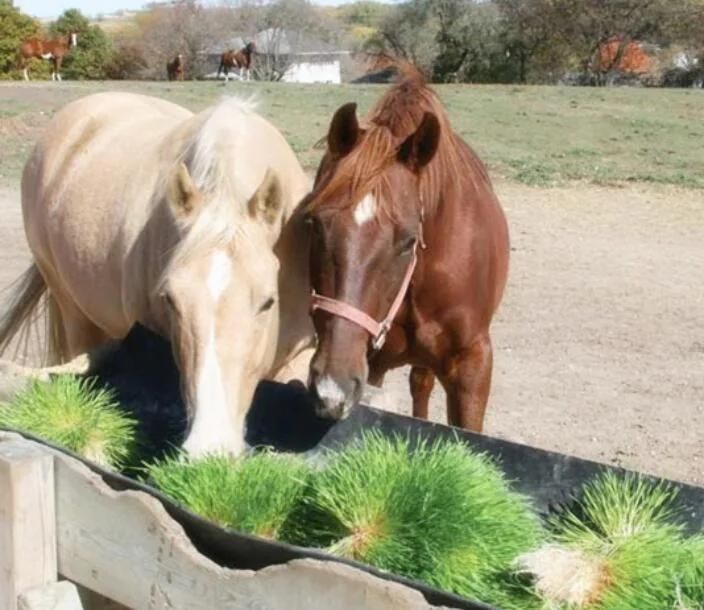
[541,473,694,610]
[675,536,704,610]
[1,81,702,188]
[146,450,312,539]
[0,375,136,468]
[290,432,542,606]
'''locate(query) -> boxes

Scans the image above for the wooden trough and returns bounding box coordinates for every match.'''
[2,325,703,610]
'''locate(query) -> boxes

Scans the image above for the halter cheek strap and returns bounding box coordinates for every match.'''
[311,241,419,351]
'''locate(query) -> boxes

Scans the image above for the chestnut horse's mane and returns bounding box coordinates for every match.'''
[309,64,488,219]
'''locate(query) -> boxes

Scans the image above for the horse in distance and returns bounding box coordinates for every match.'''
[218,42,256,81]
[166,53,185,81]
[18,32,77,81]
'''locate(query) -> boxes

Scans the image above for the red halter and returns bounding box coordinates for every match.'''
[310,221,425,351]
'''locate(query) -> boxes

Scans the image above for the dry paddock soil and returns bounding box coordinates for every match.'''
[1,180,702,487]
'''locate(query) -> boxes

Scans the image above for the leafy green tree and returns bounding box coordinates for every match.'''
[0,0,43,79]
[364,0,439,72]
[50,8,113,80]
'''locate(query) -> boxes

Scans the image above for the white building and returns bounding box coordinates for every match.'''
[206,29,349,84]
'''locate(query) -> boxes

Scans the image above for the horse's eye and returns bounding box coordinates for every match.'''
[399,236,417,254]
[259,297,275,314]
[161,292,179,315]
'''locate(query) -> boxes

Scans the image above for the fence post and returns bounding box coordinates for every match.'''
[0,439,57,610]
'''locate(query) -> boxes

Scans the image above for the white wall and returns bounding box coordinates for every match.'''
[282,60,341,84]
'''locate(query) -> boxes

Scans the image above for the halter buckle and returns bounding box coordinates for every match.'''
[371,323,390,351]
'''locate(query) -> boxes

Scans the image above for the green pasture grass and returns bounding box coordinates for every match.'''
[0,81,702,189]
[0,375,136,468]
[533,472,693,610]
[290,432,542,607]
[146,450,312,539]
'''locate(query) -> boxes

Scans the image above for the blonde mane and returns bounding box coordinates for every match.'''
[159,96,262,289]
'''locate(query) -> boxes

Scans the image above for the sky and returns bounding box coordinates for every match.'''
[15,0,365,20]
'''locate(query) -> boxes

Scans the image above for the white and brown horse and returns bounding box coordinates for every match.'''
[0,93,314,457]
[217,42,256,82]
[18,32,77,81]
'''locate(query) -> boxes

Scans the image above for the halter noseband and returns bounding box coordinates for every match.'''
[310,219,425,351]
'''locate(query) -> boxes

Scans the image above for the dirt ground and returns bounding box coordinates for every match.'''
[1,179,701,487]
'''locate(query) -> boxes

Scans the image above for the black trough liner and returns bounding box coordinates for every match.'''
[3,324,703,610]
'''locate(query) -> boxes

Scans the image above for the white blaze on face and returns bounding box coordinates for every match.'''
[316,375,347,407]
[353,193,377,226]
[70,33,78,47]
[182,250,243,457]
[208,249,232,300]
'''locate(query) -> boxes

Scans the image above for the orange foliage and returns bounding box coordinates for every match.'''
[594,37,653,74]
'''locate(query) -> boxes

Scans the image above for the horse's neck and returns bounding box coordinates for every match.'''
[271,201,315,371]
[46,40,67,54]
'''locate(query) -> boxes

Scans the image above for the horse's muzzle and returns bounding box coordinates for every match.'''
[309,370,363,420]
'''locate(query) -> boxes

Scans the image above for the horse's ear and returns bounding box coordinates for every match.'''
[248,168,283,227]
[169,162,203,218]
[328,102,359,158]
[398,112,441,171]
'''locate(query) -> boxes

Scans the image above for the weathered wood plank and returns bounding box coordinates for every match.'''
[52,452,447,609]
[17,582,83,610]
[0,439,57,610]
[0,434,456,610]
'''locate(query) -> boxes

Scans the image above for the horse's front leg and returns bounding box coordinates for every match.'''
[53,57,62,81]
[23,67,29,81]
[440,333,493,432]
[409,366,435,420]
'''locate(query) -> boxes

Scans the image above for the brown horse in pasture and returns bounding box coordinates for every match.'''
[18,32,77,81]
[166,53,185,81]
[306,68,509,432]
[218,42,255,81]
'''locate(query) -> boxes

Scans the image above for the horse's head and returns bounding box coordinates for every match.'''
[306,102,441,419]
[68,32,78,48]
[159,161,284,456]
[245,42,256,54]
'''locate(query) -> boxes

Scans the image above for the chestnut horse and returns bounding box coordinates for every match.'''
[19,32,77,81]
[166,53,185,81]
[218,42,255,81]
[306,69,509,432]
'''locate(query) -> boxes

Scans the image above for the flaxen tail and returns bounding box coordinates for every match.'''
[0,265,67,365]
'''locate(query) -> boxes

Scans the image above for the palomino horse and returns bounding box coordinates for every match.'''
[306,68,509,432]
[0,93,314,456]
[218,42,255,81]
[18,32,77,81]
[166,53,185,81]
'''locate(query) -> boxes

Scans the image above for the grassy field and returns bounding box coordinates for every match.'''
[0,80,702,188]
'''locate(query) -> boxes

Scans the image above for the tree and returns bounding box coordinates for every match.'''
[432,0,512,83]
[0,0,43,79]
[364,0,439,72]
[364,0,512,83]
[256,0,337,80]
[495,0,560,83]
[133,1,240,79]
[539,0,688,85]
[51,9,113,80]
